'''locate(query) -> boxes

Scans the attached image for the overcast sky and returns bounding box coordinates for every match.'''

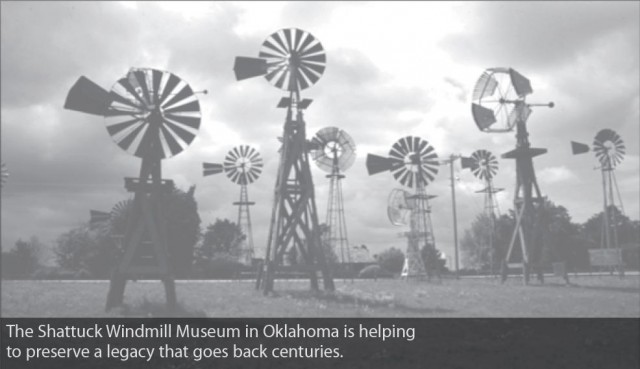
[1,1,638,267]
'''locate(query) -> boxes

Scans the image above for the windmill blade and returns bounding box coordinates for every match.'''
[104,68,201,160]
[258,28,326,92]
[509,68,533,97]
[64,76,113,116]
[233,57,268,81]
[570,141,590,155]
[593,128,625,168]
[471,103,497,131]
[203,162,224,176]
[366,154,395,175]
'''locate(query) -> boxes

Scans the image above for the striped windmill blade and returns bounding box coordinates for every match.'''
[593,129,625,169]
[259,28,326,92]
[224,145,263,185]
[470,149,498,181]
[105,68,201,160]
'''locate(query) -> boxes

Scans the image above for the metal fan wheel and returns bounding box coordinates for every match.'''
[593,129,625,168]
[388,136,439,188]
[259,28,326,92]
[470,149,498,180]
[223,145,263,185]
[387,188,412,226]
[312,127,356,173]
[105,68,202,159]
[471,67,532,132]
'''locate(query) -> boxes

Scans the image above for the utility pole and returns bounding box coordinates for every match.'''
[441,154,461,279]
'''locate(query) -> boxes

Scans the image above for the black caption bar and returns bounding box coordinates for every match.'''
[1,318,638,369]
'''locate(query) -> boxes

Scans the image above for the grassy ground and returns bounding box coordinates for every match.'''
[1,275,638,317]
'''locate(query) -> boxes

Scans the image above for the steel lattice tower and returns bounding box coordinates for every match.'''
[325,164,351,264]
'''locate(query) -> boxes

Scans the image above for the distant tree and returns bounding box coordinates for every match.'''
[421,246,446,277]
[54,185,200,278]
[460,213,512,271]
[581,206,640,248]
[319,223,339,265]
[534,198,583,269]
[376,247,405,274]
[198,219,244,260]
[1,237,42,278]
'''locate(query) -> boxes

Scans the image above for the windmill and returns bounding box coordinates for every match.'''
[64,67,203,310]
[203,145,263,265]
[366,136,439,279]
[571,129,626,271]
[471,67,554,284]
[461,149,503,275]
[1,162,8,188]
[311,127,356,268]
[233,28,334,294]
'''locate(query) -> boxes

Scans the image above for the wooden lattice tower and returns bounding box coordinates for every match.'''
[233,28,335,294]
[64,68,203,309]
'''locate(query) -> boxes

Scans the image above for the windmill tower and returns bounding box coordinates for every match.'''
[571,129,626,272]
[471,67,554,284]
[233,28,334,294]
[203,145,263,265]
[462,149,503,274]
[311,127,356,266]
[64,68,204,310]
[366,136,440,279]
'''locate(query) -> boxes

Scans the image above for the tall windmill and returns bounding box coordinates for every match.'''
[233,28,334,294]
[462,150,503,217]
[462,149,503,274]
[311,127,356,266]
[203,145,263,265]
[1,162,8,188]
[366,136,440,278]
[471,67,554,284]
[571,129,626,267]
[65,67,203,310]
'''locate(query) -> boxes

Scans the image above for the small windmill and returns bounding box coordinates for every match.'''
[233,28,334,294]
[461,149,503,275]
[366,136,439,279]
[1,162,8,188]
[203,145,263,265]
[471,67,553,284]
[311,127,356,267]
[65,67,203,310]
[571,129,626,267]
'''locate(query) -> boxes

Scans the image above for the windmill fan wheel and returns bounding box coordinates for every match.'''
[469,149,498,180]
[223,145,263,185]
[259,28,326,92]
[105,68,202,159]
[312,127,356,173]
[471,67,533,132]
[388,136,439,188]
[593,129,625,169]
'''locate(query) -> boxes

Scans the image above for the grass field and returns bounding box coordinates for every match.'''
[2,275,639,317]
